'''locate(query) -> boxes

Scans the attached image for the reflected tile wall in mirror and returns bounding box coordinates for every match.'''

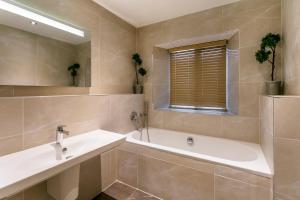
[0,1,91,87]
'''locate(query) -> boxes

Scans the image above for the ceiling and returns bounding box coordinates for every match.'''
[93,0,240,27]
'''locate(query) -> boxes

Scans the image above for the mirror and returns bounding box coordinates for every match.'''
[0,0,91,87]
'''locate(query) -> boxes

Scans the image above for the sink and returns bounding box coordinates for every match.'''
[0,129,126,199]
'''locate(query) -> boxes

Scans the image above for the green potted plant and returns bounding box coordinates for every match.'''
[68,63,80,86]
[255,33,282,95]
[132,53,147,94]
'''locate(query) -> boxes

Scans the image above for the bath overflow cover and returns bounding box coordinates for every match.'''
[187,137,194,145]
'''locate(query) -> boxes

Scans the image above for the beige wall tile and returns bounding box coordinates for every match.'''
[117,150,138,188]
[23,182,54,200]
[239,83,263,117]
[108,95,144,133]
[63,118,102,137]
[0,86,14,97]
[99,17,136,92]
[283,0,300,95]
[101,149,117,190]
[274,192,295,200]
[138,155,214,200]
[259,96,274,172]
[23,97,59,148]
[274,138,300,200]
[23,129,55,149]
[162,7,223,43]
[13,86,90,97]
[6,192,23,200]
[183,114,222,138]
[117,142,215,175]
[221,116,259,143]
[239,46,271,84]
[54,95,105,124]
[23,97,58,134]
[0,136,23,156]
[78,156,102,200]
[215,165,272,189]
[162,111,186,132]
[0,98,23,139]
[260,96,274,137]
[148,107,164,129]
[215,175,272,200]
[274,98,300,140]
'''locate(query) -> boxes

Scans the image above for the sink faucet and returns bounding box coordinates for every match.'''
[56,125,69,148]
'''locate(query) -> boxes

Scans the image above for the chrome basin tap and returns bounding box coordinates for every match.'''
[56,125,69,148]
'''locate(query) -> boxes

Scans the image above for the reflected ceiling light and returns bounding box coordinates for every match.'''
[0,0,85,37]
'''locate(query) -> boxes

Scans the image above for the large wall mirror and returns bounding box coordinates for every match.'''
[0,0,91,87]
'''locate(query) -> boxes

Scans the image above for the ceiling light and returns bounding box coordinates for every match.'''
[30,21,37,25]
[0,0,85,37]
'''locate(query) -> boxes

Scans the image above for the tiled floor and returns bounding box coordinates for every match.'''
[94,182,160,200]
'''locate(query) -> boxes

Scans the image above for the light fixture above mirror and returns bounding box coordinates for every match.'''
[0,0,85,37]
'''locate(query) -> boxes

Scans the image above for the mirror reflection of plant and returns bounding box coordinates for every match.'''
[68,63,80,86]
[255,33,281,81]
[132,53,147,85]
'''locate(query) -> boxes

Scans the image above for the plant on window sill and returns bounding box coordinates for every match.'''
[255,33,282,95]
[132,53,147,94]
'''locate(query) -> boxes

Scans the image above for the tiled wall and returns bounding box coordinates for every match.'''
[273,97,300,200]
[0,24,90,87]
[259,96,274,173]
[114,142,273,200]
[137,0,282,143]
[0,94,143,200]
[13,0,136,94]
[282,0,300,95]
[259,95,300,200]
[0,86,90,97]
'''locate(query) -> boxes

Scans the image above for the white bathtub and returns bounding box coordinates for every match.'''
[126,127,272,177]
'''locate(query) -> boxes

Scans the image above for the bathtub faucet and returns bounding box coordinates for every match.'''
[130,111,143,131]
[130,102,150,142]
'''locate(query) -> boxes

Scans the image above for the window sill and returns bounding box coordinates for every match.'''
[156,106,235,116]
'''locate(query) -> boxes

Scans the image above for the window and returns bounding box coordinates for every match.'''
[169,40,227,110]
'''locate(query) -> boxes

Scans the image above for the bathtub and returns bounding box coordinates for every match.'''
[126,127,272,177]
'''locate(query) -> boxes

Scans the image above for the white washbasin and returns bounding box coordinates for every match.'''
[0,129,126,199]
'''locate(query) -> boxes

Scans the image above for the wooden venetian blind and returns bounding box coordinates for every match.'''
[170,40,227,109]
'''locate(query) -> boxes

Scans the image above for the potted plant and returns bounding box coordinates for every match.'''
[132,53,147,94]
[255,33,282,95]
[68,63,80,86]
